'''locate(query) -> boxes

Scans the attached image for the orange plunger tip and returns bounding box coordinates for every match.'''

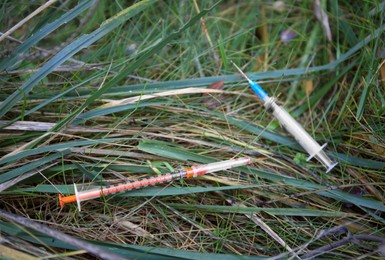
[58,194,77,208]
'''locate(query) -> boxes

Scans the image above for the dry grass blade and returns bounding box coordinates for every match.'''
[0,209,126,260]
[0,162,58,192]
[0,0,59,43]
[314,0,332,42]
[100,87,242,108]
[0,244,38,260]
[0,0,155,118]
[0,120,108,133]
[225,199,299,258]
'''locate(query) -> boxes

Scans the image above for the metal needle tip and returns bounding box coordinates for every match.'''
[230,61,253,84]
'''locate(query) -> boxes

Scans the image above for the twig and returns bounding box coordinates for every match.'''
[302,233,385,259]
[157,200,264,253]
[0,209,127,260]
[223,198,301,259]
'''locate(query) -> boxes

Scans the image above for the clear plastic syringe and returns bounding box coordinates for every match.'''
[231,61,337,173]
[59,157,251,211]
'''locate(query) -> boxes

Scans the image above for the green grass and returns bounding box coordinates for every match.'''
[1,0,385,259]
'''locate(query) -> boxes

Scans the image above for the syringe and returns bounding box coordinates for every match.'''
[231,61,337,172]
[59,157,251,211]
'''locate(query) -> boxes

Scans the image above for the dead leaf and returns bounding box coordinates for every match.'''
[346,166,385,203]
[272,1,285,13]
[254,5,268,45]
[304,79,313,94]
[367,135,385,155]
[314,0,332,42]
[201,81,225,110]
[204,80,225,92]
[115,219,154,238]
[254,5,269,70]
[342,186,367,208]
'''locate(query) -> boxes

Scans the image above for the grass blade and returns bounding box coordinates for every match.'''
[0,221,267,259]
[138,139,214,163]
[0,150,68,184]
[41,23,385,100]
[0,209,126,260]
[0,138,133,165]
[167,203,349,217]
[248,167,385,212]
[0,0,156,118]
[13,184,260,196]
[49,1,220,131]
[0,0,95,71]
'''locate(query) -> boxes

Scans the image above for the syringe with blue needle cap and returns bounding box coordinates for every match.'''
[231,61,338,173]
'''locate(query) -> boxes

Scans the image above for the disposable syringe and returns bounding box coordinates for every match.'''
[231,61,337,172]
[59,157,251,211]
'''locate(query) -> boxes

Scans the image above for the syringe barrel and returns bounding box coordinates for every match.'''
[186,157,251,178]
[264,98,337,172]
[75,173,175,203]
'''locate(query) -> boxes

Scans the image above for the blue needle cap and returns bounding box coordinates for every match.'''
[231,61,269,100]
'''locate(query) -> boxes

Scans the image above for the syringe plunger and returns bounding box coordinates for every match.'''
[264,98,337,173]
